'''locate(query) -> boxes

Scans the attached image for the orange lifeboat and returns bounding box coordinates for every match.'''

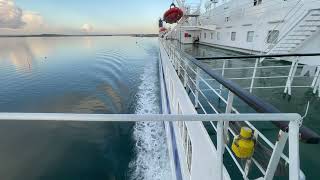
[163,3,183,24]
[159,27,167,32]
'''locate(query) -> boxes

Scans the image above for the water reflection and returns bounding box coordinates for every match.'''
[0,38,43,70]
[0,36,157,114]
[0,37,97,71]
[0,36,160,180]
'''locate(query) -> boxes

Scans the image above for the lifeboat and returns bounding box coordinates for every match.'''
[163,3,183,24]
[159,27,167,33]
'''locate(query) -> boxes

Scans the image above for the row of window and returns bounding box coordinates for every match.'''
[200,30,279,43]
[178,121,192,172]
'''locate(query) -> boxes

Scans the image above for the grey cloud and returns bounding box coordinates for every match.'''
[0,0,26,29]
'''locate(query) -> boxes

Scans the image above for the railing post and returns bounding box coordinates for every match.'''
[224,91,234,144]
[250,58,259,93]
[173,51,177,69]
[178,55,181,76]
[220,60,226,94]
[217,120,224,180]
[311,66,320,87]
[195,67,200,108]
[184,61,189,88]
[289,120,300,180]
[285,57,299,95]
[175,52,179,70]
[264,130,289,180]
[312,66,320,96]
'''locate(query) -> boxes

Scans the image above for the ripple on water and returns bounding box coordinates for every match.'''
[94,50,126,86]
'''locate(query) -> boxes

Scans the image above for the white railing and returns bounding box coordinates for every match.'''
[0,113,302,180]
[160,39,306,180]
[199,58,320,96]
[183,3,201,16]
[0,113,299,123]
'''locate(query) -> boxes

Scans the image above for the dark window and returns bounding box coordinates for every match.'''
[231,32,236,41]
[267,30,280,43]
[247,31,254,42]
[254,0,262,6]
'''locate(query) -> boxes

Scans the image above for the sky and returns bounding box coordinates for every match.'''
[0,0,186,35]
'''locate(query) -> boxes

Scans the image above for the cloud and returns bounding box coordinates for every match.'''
[0,0,44,31]
[81,23,93,33]
[22,11,44,30]
[0,0,25,28]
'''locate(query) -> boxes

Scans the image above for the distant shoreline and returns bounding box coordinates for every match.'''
[0,34,158,38]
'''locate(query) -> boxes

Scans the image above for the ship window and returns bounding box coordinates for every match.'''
[225,17,230,22]
[211,32,213,39]
[177,102,182,114]
[254,0,262,6]
[186,135,192,172]
[231,32,236,41]
[178,121,183,136]
[181,122,192,172]
[267,30,279,43]
[183,123,188,152]
[204,32,207,39]
[247,31,254,42]
[217,32,221,40]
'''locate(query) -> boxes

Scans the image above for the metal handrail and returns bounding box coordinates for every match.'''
[163,40,320,144]
[196,53,320,60]
[0,113,300,122]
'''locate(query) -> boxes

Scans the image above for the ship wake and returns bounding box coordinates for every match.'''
[129,46,171,180]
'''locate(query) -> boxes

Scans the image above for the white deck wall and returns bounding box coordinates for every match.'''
[192,0,320,54]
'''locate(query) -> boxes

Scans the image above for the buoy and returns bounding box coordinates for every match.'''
[231,127,255,159]
[163,3,183,24]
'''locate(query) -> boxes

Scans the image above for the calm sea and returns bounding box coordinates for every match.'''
[0,36,170,180]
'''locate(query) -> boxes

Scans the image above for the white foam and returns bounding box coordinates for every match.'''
[129,49,171,180]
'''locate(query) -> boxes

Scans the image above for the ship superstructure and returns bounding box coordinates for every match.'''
[158,37,319,180]
[158,0,320,179]
[168,0,320,65]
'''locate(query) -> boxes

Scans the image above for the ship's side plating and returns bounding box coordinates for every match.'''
[159,40,231,180]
